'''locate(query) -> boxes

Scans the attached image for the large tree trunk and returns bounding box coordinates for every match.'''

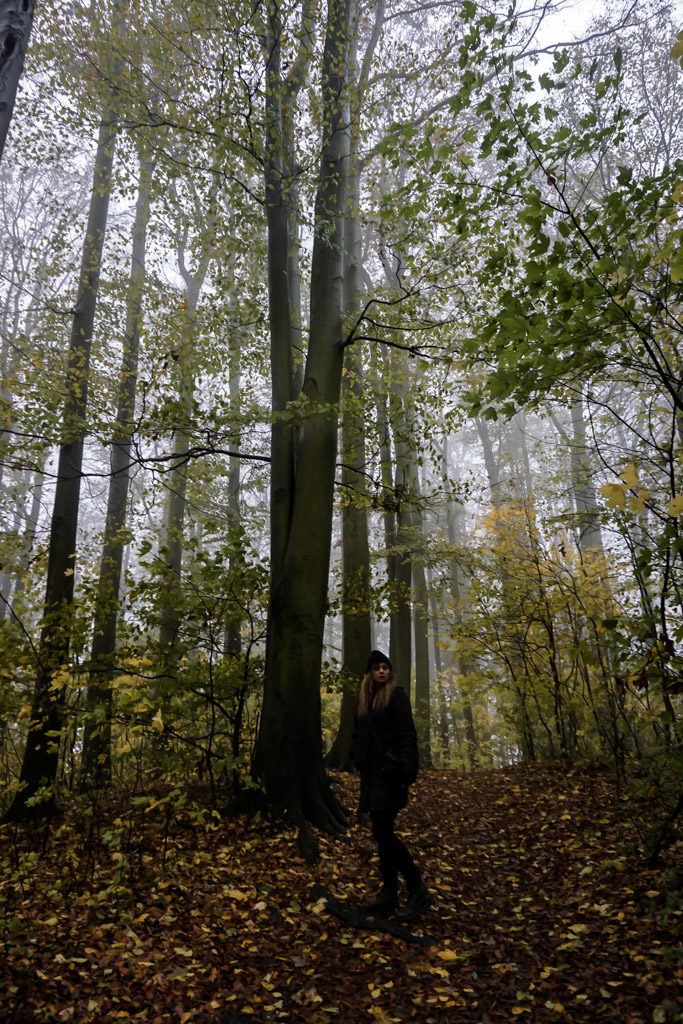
[0,0,36,161]
[4,74,122,820]
[326,46,375,768]
[254,0,352,858]
[81,148,155,787]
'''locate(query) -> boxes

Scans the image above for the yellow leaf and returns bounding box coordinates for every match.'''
[666,494,683,517]
[152,709,164,732]
[437,949,459,961]
[620,463,638,488]
[629,489,649,514]
[600,483,626,509]
[173,947,193,957]
[225,887,248,901]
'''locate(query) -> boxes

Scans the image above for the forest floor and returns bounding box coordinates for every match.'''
[0,763,680,1024]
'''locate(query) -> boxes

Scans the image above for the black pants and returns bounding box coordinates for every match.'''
[371,808,421,894]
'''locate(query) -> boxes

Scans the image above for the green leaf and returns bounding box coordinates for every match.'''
[671,31,683,67]
[670,249,683,283]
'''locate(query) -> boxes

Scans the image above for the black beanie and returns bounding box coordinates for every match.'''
[366,649,392,673]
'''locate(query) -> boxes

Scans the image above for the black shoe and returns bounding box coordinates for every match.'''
[360,889,399,916]
[397,884,432,921]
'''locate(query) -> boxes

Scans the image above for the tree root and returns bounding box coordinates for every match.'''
[222,770,349,864]
[297,821,320,864]
[310,883,435,947]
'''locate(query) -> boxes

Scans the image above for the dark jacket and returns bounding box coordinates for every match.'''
[350,685,419,812]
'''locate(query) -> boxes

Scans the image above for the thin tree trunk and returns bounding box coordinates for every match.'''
[552,398,605,556]
[326,65,373,768]
[81,149,155,787]
[4,41,123,819]
[264,6,295,591]
[0,270,45,617]
[412,553,432,765]
[5,466,44,617]
[157,294,197,663]
[373,346,400,658]
[326,344,371,769]
[444,444,479,769]
[157,180,214,669]
[224,341,243,659]
[388,352,412,686]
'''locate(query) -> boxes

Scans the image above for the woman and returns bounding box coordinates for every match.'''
[350,650,432,921]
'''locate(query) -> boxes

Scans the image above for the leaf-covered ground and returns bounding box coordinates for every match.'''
[1,764,680,1023]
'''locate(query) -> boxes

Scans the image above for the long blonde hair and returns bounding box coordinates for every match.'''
[357,669,397,716]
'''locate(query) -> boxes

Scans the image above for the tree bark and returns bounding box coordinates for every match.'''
[412,553,432,765]
[326,346,371,769]
[326,52,374,768]
[263,0,296,590]
[387,352,412,685]
[0,0,36,162]
[373,346,400,660]
[569,397,604,556]
[444,437,479,769]
[254,0,352,855]
[223,339,243,660]
[389,352,431,763]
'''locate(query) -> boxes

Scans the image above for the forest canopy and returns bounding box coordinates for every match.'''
[0,0,680,860]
